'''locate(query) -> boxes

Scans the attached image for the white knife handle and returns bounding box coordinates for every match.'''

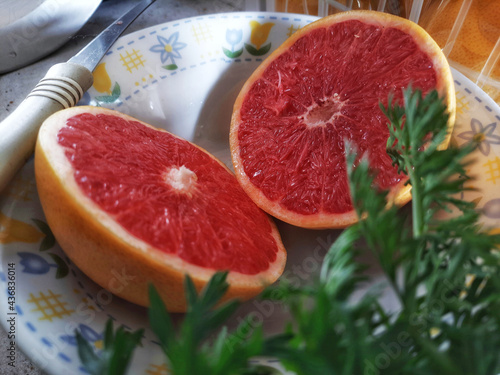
[0,62,93,193]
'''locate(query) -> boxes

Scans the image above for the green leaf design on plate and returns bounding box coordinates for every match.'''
[245,43,272,56]
[111,82,121,97]
[39,236,56,252]
[94,95,112,103]
[95,82,121,103]
[48,253,69,279]
[162,64,178,70]
[32,218,51,236]
[222,47,243,59]
[32,218,56,251]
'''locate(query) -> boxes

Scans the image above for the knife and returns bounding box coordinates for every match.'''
[0,0,156,193]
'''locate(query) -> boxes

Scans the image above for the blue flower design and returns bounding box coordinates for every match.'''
[222,28,244,59]
[458,119,500,156]
[149,32,187,69]
[61,324,103,347]
[226,29,243,50]
[18,252,56,275]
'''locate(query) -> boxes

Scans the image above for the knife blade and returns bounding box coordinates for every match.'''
[0,0,156,193]
[69,0,155,71]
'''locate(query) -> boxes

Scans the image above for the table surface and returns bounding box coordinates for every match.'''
[0,1,245,373]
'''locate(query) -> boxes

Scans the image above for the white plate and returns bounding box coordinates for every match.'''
[1,12,499,375]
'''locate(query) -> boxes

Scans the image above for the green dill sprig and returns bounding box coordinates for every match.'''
[352,87,500,374]
[76,319,143,375]
[382,87,468,236]
[148,272,278,375]
[261,226,394,375]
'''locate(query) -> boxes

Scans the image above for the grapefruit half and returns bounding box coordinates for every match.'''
[35,106,286,312]
[230,10,456,229]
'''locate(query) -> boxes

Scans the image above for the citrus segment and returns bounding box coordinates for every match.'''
[35,106,286,311]
[230,11,455,229]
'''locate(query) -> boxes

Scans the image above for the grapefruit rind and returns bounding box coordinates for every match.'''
[35,106,286,312]
[230,10,456,229]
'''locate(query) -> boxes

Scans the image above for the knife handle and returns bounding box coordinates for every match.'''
[0,62,93,193]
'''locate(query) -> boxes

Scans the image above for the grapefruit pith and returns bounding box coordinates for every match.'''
[230,10,456,229]
[35,106,286,312]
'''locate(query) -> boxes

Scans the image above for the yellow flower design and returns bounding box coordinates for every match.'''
[249,21,274,50]
[93,63,112,94]
[92,62,121,103]
[0,212,43,244]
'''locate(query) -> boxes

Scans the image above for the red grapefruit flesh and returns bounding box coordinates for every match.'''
[35,106,286,312]
[230,10,455,229]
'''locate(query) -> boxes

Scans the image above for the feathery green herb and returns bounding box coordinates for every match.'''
[77,87,500,375]
[76,319,143,375]
[148,272,283,375]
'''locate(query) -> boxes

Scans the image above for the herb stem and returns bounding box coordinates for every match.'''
[408,167,424,238]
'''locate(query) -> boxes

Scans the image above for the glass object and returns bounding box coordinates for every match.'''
[249,0,419,18]
[419,0,500,104]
